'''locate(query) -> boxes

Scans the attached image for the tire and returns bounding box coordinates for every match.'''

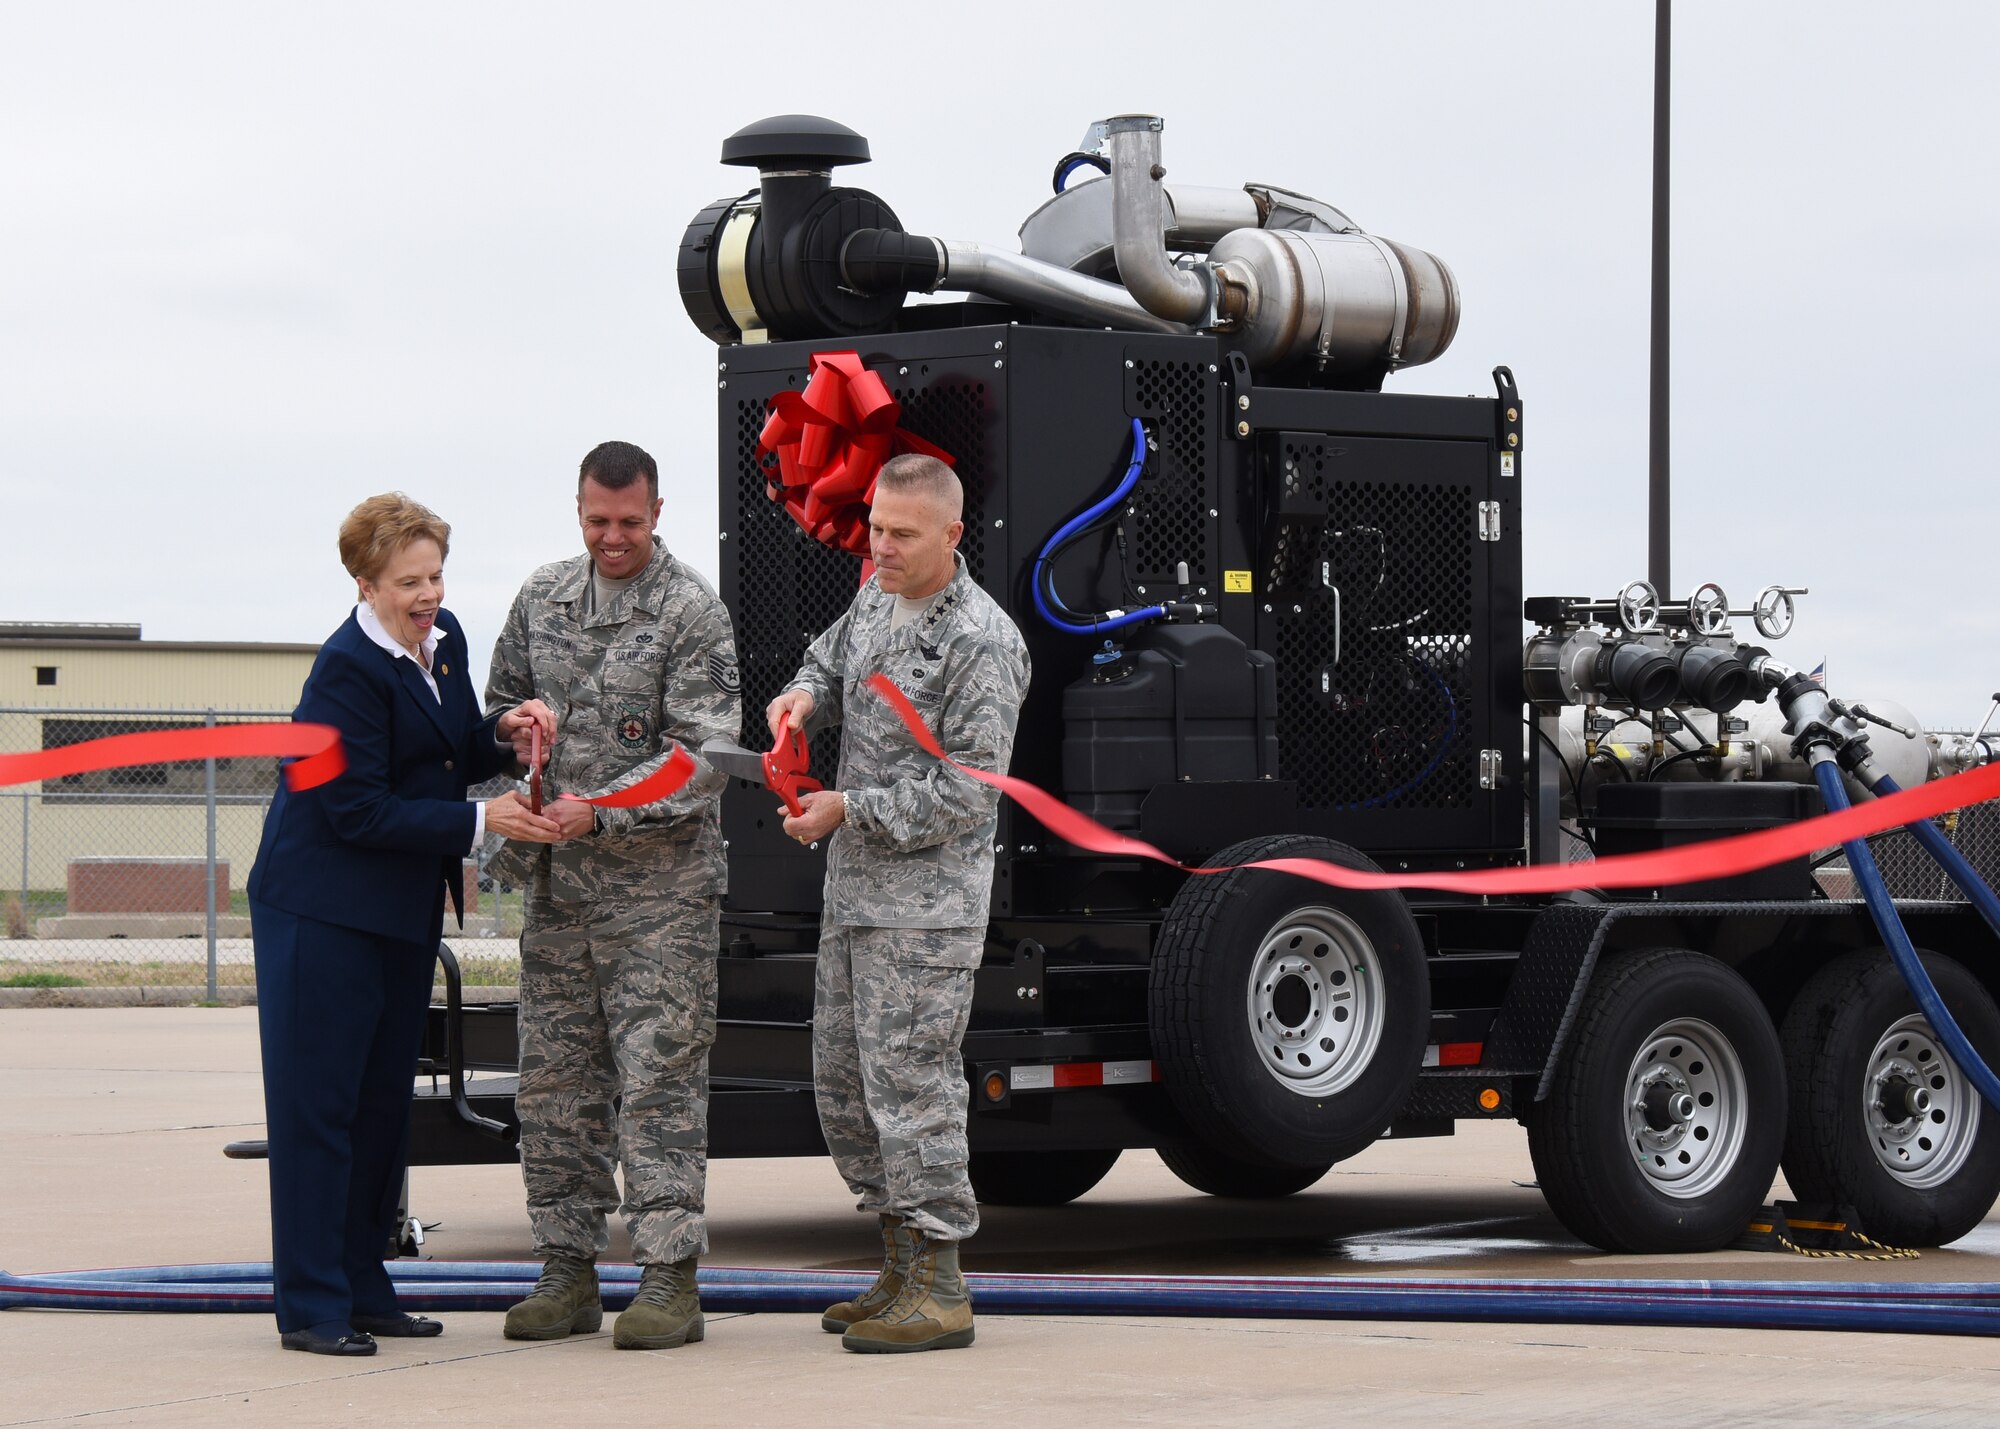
[1527,947,1785,1253]
[1158,1141,1332,1198]
[1781,949,2000,1247]
[968,1149,1122,1206]
[1148,835,1430,1169]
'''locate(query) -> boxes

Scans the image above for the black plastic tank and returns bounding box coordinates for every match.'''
[1592,781,1823,901]
[1060,624,1280,829]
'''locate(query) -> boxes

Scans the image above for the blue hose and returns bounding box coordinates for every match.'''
[8,1262,2000,1337]
[1813,760,2000,1113]
[1033,418,1170,636]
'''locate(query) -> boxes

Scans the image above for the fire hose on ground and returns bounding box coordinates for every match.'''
[7,1262,2000,1337]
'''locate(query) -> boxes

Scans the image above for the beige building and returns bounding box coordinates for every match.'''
[2,622,320,897]
[1,622,319,710]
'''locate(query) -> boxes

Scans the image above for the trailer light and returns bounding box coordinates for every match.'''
[983,1072,1008,1103]
[1478,1087,1502,1112]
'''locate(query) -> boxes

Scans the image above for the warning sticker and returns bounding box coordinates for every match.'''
[1223,570,1254,593]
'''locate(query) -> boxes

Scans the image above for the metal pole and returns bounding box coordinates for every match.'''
[19,794,28,908]
[204,709,218,1002]
[1648,0,1672,594]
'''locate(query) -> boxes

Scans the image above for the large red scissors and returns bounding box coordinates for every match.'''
[699,716,822,817]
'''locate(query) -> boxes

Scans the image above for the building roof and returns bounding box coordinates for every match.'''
[0,621,319,654]
[0,621,143,641]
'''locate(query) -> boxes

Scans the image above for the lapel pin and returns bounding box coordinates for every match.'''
[440,662,450,675]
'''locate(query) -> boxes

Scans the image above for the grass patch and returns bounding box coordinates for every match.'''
[1,971,88,989]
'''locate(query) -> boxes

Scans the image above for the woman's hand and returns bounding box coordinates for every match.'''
[498,700,557,765]
[484,789,564,843]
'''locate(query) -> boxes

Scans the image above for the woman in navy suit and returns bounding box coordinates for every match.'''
[249,493,562,1356]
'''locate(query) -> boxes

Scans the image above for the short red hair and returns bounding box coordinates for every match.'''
[337,493,451,581]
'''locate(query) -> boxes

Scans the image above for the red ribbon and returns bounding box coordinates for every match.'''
[579,743,697,808]
[0,723,693,810]
[0,724,347,793]
[864,673,2000,897]
[756,351,955,556]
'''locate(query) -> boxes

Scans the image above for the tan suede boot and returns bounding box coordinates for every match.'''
[612,1259,704,1350]
[840,1233,974,1353]
[821,1215,916,1334]
[502,1256,602,1341]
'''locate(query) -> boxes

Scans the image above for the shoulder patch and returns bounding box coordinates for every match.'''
[708,652,742,694]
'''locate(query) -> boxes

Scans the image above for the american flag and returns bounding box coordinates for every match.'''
[1807,661,1827,685]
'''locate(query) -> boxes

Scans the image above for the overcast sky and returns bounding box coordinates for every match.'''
[2,1,1994,728]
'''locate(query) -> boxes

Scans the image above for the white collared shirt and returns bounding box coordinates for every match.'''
[356,600,441,700]
[355,602,483,852]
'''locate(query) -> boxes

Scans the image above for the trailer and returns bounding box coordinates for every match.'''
[403,114,2000,1256]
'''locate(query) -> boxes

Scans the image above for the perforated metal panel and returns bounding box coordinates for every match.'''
[1123,355,1212,582]
[727,378,993,763]
[1260,434,1482,814]
[892,379,991,581]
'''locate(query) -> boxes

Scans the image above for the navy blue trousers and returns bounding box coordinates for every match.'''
[251,901,438,1334]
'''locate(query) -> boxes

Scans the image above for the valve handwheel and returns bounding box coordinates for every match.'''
[1616,579,1661,635]
[1688,582,1730,636]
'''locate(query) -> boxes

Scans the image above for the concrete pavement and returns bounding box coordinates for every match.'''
[5,1007,2000,1426]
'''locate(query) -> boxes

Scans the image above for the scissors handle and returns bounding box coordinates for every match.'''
[767,714,819,818]
[529,724,543,815]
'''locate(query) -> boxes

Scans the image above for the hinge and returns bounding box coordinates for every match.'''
[1478,749,1503,790]
[1478,501,1502,542]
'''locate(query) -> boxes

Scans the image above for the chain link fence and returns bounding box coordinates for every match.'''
[0,706,524,1001]
[1552,732,2000,900]
[1813,801,2000,902]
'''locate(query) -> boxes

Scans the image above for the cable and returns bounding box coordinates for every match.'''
[1647,748,1715,781]
[1598,714,1695,754]
[1585,748,1633,783]
[1331,654,1457,811]
[1033,418,1170,636]
[1052,152,1111,193]
[1525,717,1595,852]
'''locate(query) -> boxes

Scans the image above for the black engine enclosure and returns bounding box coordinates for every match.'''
[715,324,1524,916]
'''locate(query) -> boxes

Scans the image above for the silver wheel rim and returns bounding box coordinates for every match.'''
[1625,1017,1749,1199]
[1864,1014,1982,1189]
[1245,906,1383,1098]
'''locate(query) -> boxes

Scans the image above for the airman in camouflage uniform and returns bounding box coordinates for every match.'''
[487,441,739,1350]
[769,453,1028,1352]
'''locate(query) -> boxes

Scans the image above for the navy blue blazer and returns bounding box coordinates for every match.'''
[249,607,513,944]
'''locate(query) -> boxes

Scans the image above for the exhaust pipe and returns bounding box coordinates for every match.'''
[841,229,1189,334]
[1104,115,1212,324]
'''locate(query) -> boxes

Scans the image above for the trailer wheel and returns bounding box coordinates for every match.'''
[1149,835,1429,1169]
[1527,947,1785,1253]
[968,1149,1122,1206]
[1781,949,2000,1247]
[1157,1142,1332,1198]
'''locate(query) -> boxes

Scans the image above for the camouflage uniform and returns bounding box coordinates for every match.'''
[487,536,740,1267]
[787,555,1029,1241]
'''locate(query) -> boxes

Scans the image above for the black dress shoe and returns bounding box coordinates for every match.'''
[351,1313,443,1338]
[280,1325,378,1357]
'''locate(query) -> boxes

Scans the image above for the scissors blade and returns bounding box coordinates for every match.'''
[699,737,773,787]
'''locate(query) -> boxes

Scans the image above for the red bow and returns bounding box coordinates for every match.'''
[756,351,954,556]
